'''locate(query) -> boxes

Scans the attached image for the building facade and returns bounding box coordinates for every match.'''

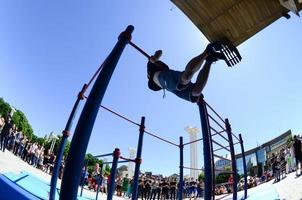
[236,130,292,176]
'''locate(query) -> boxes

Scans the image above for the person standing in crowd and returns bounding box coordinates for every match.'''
[122,174,129,197]
[293,135,302,176]
[0,116,13,152]
[0,115,5,133]
[169,178,177,200]
[150,179,159,200]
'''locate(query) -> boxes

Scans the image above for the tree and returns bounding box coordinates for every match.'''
[0,98,11,118]
[11,110,33,139]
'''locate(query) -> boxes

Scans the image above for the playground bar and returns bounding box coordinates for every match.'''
[208,114,226,132]
[49,83,87,200]
[131,117,145,200]
[210,126,229,142]
[213,141,240,152]
[212,139,230,152]
[178,137,184,200]
[204,101,225,124]
[183,137,203,146]
[213,154,232,162]
[239,134,248,199]
[60,25,134,200]
[128,41,151,59]
[225,119,237,200]
[198,96,213,200]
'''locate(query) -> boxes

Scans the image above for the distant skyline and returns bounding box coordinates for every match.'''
[0,1,301,175]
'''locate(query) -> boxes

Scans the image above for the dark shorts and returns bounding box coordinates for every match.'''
[157,69,196,102]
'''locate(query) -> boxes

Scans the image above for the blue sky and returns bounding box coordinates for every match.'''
[0,1,301,176]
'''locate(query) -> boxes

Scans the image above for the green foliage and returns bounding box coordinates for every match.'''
[216,173,230,184]
[198,171,205,181]
[0,98,11,118]
[11,110,33,139]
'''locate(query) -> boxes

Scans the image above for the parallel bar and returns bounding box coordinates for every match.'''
[212,139,230,152]
[94,153,113,158]
[178,137,184,200]
[210,126,229,142]
[107,148,120,200]
[225,118,237,200]
[213,154,232,162]
[131,117,145,200]
[60,25,134,200]
[49,83,87,200]
[198,96,213,200]
[239,134,248,199]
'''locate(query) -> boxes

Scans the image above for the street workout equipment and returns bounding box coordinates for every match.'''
[51,26,248,200]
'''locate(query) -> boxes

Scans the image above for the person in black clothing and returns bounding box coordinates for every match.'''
[0,116,12,152]
[169,178,177,200]
[293,135,302,175]
[147,43,227,103]
[144,179,151,200]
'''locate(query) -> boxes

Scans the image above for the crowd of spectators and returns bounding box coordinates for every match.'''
[0,115,62,177]
[80,163,206,200]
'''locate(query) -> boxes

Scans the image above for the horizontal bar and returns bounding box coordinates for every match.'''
[100,105,140,126]
[204,100,226,125]
[211,129,226,137]
[183,166,204,171]
[119,156,136,163]
[208,114,226,131]
[210,126,228,142]
[231,132,240,142]
[103,160,129,165]
[212,139,230,152]
[129,41,151,59]
[213,141,240,152]
[183,138,203,146]
[144,130,179,147]
[213,154,232,162]
[94,153,113,158]
[215,193,230,200]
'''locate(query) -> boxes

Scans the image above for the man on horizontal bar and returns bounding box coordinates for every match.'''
[147,43,226,103]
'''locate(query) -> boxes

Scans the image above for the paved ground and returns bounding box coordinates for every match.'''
[1,150,302,200]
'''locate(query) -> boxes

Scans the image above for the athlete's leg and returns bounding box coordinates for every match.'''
[180,51,208,85]
[191,60,212,96]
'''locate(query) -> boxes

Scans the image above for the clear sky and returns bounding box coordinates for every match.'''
[0,1,301,176]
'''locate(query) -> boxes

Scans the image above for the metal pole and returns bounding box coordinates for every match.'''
[59,25,134,200]
[107,148,120,200]
[178,137,184,200]
[131,117,145,200]
[49,83,87,200]
[239,134,247,199]
[225,119,237,200]
[96,163,104,200]
[197,96,213,200]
